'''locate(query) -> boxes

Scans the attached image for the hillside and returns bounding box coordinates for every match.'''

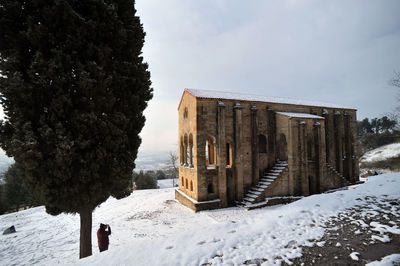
[361,143,400,163]
[360,143,400,171]
[0,173,399,265]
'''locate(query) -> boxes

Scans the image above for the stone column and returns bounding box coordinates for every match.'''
[298,121,309,195]
[217,101,227,207]
[334,111,343,176]
[267,107,276,166]
[251,105,259,185]
[350,113,359,182]
[234,102,244,201]
[322,109,331,164]
[313,122,322,193]
[343,111,352,182]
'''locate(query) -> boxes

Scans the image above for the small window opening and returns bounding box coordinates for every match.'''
[208,183,214,193]
[226,142,232,167]
[258,134,267,153]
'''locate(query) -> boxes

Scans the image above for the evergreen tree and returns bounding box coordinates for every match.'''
[135,170,157,190]
[4,163,34,212]
[0,0,152,258]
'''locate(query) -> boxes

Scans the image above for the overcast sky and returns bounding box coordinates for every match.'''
[134,0,400,152]
[1,1,399,155]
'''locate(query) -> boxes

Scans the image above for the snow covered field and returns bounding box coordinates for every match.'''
[1,173,399,266]
[361,142,400,163]
[157,178,178,188]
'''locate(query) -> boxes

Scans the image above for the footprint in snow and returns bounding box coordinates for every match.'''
[197,241,206,245]
[165,246,173,250]
[228,230,236,234]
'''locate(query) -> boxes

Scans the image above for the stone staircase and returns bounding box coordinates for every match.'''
[326,163,349,186]
[239,160,289,209]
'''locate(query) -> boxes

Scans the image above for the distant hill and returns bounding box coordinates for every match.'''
[360,142,400,171]
[134,150,170,171]
[0,149,169,183]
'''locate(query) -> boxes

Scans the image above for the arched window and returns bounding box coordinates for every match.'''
[184,134,188,166]
[205,136,216,167]
[208,183,214,193]
[258,134,267,153]
[185,179,188,189]
[189,133,194,167]
[226,142,232,167]
[183,107,188,120]
[180,136,184,165]
[190,181,193,191]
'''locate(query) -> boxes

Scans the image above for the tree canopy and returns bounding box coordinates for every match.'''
[0,0,152,258]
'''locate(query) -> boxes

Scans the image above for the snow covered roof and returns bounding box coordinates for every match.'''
[185,89,355,110]
[276,112,325,119]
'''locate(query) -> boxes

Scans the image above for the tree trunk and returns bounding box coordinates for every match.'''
[79,206,93,259]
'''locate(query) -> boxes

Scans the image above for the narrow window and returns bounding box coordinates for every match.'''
[208,183,214,193]
[185,179,188,189]
[190,181,193,191]
[184,134,188,166]
[226,142,232,167]
[183,107,188,120]
[189,133,194,167]
[206,137,216,167]
[180,136,184,165]
[258,134,267,153]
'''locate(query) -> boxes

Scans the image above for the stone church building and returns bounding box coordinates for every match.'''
[175,89,359,211]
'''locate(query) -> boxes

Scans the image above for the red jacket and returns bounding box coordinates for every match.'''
[97,226,111,249]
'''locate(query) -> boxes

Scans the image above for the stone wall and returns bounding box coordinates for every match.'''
[177,90,359,210]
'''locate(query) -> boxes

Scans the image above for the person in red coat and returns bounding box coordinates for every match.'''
[97,223,111,252]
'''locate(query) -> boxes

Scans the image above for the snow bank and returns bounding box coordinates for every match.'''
[1,173,399,266]
[366,254,400,266]
[79,173,400,266]
[361,143,400,163]
[157,178,178,189]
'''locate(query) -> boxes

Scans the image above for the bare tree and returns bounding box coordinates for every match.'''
[168,151,179,187]
[391,70,400,88]
[390,70,400,122]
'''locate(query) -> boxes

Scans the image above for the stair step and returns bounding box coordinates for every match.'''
[251,188,264,192]
[264,178,275,182]
[264,174,279,178]
[270,169,283,173]
[262,176,277,180]
[249,189,262,195]
[260,178,274,182]
[257,184,269,189]
[259,181,271,185]
[266,172,280,176]
[243,200,270,210]
[246,193,258,199]
[244,197,256,202]
[273,166,286,170]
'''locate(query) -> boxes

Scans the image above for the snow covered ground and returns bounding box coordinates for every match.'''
[157,178,178,188]
[361,142,400,163]
[0,173,399,266]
